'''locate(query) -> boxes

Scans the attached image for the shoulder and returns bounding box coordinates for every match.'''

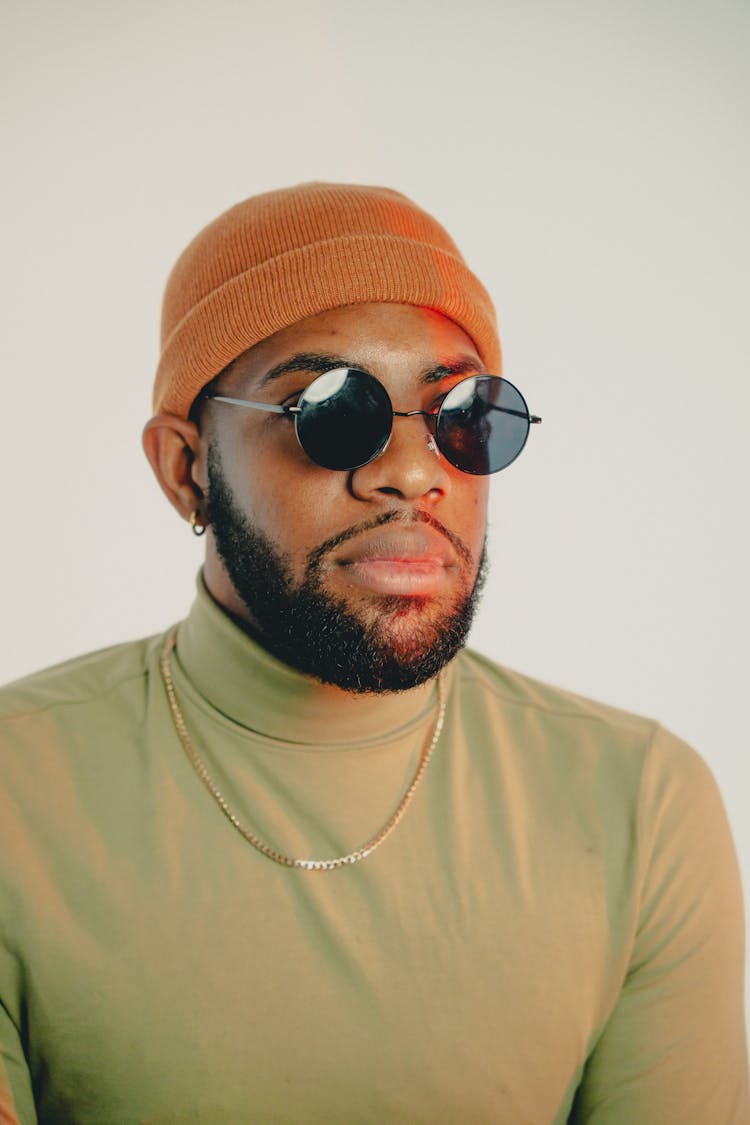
[452,650,736,920]
[0,633,165,725]
[455,645,658,738]
[453,646,714,799]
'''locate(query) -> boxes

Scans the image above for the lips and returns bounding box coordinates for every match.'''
[334,527,458,597]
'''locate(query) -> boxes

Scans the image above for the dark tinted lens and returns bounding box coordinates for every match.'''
[295,368,393,471]
[436,375,531,475]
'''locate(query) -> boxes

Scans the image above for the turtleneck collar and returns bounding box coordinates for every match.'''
[172,573,448,747]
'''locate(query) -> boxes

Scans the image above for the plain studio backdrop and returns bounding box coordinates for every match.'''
[2,0,749,1016]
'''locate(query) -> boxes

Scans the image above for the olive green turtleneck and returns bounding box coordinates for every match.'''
[1,576,747,1123]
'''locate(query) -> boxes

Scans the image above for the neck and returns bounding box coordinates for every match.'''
[173,571,446,746]
[201,559,369,707]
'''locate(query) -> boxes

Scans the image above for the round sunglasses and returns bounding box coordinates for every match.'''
[208,367,541,475]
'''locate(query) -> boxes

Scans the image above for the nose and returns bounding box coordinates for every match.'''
[349,413,452,503]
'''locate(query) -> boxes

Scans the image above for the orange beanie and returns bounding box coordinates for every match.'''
[153,182,502,418]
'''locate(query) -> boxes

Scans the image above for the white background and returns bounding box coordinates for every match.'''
[2,0,749,1014]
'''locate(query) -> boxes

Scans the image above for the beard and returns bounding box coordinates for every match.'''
[206,443,487,693]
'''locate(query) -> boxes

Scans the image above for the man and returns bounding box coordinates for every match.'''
[1,183,747,1123]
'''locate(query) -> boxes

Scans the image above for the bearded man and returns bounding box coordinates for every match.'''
[1,183,748,1124]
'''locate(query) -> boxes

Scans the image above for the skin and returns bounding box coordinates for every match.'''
[143,302,490,693]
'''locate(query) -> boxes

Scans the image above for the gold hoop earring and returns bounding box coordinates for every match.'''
[189,509,207,537]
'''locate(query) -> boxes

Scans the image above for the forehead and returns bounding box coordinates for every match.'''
[220,303,485,392]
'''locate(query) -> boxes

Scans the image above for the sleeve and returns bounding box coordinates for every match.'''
[0,999,34,1125]
[571,726,750,1124]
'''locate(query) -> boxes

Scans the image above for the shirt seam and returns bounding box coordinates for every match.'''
[458,666,657,728]
[0,667,151,724]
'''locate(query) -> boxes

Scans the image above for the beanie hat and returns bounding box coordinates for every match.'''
[153,182,502,418]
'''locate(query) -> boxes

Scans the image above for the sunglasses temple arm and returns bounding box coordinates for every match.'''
[209,395,300,416]
[489,405,542,424]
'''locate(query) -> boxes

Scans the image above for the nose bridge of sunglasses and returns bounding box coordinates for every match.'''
[389,407,439,443]
[387,405,441,440]
[378,411,443,470]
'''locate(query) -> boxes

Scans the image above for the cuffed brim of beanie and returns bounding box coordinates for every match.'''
[153,234,502,418]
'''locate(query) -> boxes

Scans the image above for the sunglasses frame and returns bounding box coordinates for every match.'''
[207,367,541,475]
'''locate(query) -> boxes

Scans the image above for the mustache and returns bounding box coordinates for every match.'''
[306,509,474,574]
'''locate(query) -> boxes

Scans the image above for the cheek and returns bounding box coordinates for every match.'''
[218,423,299,524]
[230,441,347,559]
[456,479,489,552]
[255,483,333,542]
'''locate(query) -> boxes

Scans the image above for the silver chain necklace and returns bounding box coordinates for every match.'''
[159,626,447,872]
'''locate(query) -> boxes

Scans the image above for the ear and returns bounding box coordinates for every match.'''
[142,413,206,524]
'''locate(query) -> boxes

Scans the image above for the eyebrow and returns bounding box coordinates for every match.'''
[421,356,485,384]
[257,351,484,388]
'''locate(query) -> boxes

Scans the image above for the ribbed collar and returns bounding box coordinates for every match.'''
[172,574,447,747]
